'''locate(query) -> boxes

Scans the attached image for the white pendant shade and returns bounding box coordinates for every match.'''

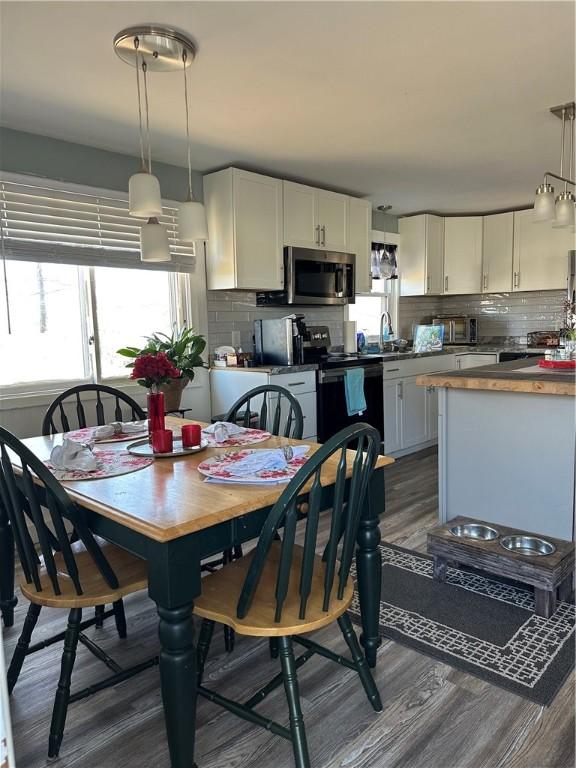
[178,200,208,242]
[533,184,556,222]
[140,218,171,262]
[129,172,163,218]
[553,193,575,228]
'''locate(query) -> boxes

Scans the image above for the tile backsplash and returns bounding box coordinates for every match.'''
[207,290,345,355]
[398,290,566,342]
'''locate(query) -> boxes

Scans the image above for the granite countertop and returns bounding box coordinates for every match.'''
[417,359,576,397]
[210,363,319,375]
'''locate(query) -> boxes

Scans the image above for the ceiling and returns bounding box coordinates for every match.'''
[0,1,574,214]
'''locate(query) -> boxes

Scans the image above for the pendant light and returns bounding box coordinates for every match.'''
[128,37,163,219]
[534,102,575,226]
[178,49,208,243]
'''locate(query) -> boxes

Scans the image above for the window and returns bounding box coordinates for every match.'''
[0,261,179,389]
[348,280,399,343]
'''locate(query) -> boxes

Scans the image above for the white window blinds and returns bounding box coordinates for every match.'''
[0,174,196,273]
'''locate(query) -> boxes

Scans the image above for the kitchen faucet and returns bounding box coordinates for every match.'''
[379,311,393,352]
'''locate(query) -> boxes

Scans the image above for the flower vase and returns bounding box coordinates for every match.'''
[147,391,165,441]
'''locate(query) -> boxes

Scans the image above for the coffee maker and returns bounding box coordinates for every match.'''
[254,315,308,366]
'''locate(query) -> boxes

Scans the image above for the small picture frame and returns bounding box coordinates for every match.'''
[413,324,445,353]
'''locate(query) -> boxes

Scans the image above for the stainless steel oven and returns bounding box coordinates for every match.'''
[257,247,355,306]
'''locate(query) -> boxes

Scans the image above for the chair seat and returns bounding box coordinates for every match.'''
[194,541,354,637]
[20,539,148,609]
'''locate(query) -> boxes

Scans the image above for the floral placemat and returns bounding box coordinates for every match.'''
[65,424,149,444]
[197,448,307,484]
[46,450,153,481]
[201,427,272,448]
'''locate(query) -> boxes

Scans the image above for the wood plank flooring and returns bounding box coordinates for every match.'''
[3,448,574,768]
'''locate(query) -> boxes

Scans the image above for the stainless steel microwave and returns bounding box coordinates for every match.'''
[256,247,355,306]
[431,315,477,345]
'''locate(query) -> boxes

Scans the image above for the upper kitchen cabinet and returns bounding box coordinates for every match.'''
[348,197,372,293]
[283,181,349,251]
[482,212,513,293]
[443,217,483,294]
[512,208,574,291]
[204,168,284,291]
[398,214,444,296]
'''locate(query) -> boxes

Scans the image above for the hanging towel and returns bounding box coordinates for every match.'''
[344,368,366,417]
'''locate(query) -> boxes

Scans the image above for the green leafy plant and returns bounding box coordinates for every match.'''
[117,324,207,382]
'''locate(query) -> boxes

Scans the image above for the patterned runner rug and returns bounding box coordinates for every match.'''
[349,543,575,706]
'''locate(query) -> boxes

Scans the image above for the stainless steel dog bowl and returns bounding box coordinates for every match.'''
[500,535,556,557]
[449,523,499,541]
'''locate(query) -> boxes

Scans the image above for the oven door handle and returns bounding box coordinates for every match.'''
[319,365,383,382]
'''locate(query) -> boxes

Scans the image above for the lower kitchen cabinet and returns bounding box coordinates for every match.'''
[384,376,437,455]
[383,380,402,454]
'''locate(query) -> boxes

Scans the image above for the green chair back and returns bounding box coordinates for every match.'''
[224,384,304,439]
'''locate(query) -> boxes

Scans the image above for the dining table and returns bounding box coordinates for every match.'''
[1,417,393,768]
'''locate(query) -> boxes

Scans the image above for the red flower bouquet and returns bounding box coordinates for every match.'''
[130,351,181,391]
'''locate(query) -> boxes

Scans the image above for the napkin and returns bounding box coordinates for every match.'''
[202,421,244,436]
[223,446,310,477]
[50,438,100,472]
[93,420,147,439]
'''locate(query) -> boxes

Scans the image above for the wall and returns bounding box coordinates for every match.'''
[398,289,566,342]
[0,127,203,202]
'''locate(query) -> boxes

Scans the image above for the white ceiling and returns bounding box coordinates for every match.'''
[0,1,574,214]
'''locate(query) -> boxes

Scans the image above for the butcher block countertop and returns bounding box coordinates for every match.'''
[417,358,576,396]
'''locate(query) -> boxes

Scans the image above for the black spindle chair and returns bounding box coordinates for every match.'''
[42,383,145,437]
[193,423,382,768]
[0,425,155,759]
[205,384,305,652]
[42,384,145,630]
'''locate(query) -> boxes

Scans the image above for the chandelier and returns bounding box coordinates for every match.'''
[114,26,208,262]
[534,101,575,229]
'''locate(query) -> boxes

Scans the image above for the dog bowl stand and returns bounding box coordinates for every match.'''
[427,516,575,618]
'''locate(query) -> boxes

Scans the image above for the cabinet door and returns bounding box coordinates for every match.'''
[348,197,372,293]
[426,215,445,295]
[317,190,349,251]
[383,379,402,454]
[425,385,438,441]
[233,170,284,290]
[482,212,513,293]
[455,353,499,369]
[512,209,573,291]
[400,376,428,449]
[443,217,483,294]
[398,215,426,295]
[283,181,319,249]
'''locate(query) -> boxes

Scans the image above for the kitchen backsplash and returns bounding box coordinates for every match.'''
[207,290,345,355]
[398,289,566,342]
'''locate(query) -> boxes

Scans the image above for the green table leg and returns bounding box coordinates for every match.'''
[355,468,384,668]
[0,500,17,628]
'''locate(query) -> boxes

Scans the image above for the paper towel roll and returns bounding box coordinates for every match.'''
[344,320,357,354]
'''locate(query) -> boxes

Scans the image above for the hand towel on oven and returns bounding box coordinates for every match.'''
[344,367,366,416]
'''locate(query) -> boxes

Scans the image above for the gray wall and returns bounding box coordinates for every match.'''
[0,127,203,201]
[371,209,398,233]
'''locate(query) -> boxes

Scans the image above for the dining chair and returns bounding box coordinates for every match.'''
[42,383,145,631]
[193,422,382,768]
[0,425,155,759]
[41,383,145,437]
[206,384,305,653]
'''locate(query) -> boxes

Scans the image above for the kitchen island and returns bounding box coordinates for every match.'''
[417,359,576,541]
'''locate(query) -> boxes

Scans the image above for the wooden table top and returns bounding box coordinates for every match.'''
[417,359,576,397]
[18,418,393,543]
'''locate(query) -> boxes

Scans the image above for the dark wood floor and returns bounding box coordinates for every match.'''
[3,448,575,768]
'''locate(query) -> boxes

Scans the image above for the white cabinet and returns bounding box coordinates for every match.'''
[348,197,372,293]
[512,209,574,291]
[204,168,283,290]
[383,380,402,454]
[400,377,428,449]
[283,181,349,251]
[454,353,499,370]
[425,384,439,441]
[398,214,444,296]
[443,217,483,295]
[482,213,514,293]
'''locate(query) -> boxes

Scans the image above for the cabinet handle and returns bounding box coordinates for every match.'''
[483,274,488,291]
[315,225,321,246]
[514,271,520,289]
[427,385,435,393]
[456,358,461,369]
[385,368,400,373]
[426,275,431,292]
[398,382,403,400]
[287,381,306,387]
[444,275,448,292]
[321,225,326,247]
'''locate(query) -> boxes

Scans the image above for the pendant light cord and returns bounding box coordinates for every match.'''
[142,61,152,174]
[182,50,194,202]
[133,37,146,173]
[559,108,566,192]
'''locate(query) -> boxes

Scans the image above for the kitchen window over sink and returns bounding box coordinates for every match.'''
[347,276,399,345]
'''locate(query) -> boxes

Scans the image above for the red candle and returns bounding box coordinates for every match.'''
[181,423,202,448]
[152,428,173,454]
